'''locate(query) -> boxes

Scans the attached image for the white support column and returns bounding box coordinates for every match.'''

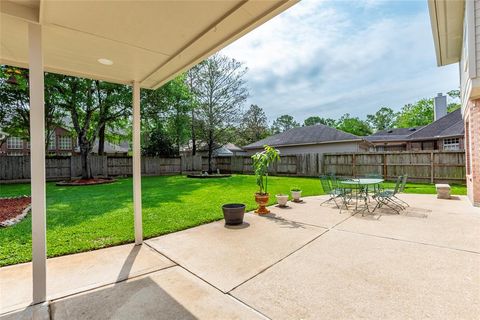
[28,23,47,304]
[132,81,143,245]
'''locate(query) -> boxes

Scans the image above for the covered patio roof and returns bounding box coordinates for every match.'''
[0,0,298,307]
[1,0,297,88]
[427,0,465,66]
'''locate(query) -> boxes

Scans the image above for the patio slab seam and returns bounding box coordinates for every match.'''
[333,228,480,255]
[0,263,179,318]
[226,227,332,294]
[143,242,271,320]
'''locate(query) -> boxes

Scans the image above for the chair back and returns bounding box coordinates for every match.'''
[393,175,403,195]
[319,175,333,194]
[399,174,408,193]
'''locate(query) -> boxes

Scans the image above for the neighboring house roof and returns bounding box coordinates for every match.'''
[365,109,464,143]
[365,127,424,142]
[75,139,129,154]
[0,130,9,141]
[181,141,244,154]
[243,125,362,150]
[407,109,464,140]
[223,143,244,152]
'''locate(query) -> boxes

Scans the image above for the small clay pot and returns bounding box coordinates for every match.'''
[291,190,302,202]
[276,194,289,207]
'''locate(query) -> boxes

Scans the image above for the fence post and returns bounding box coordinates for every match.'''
[430,151,434,184]
[383,153,387,179]
[352,154,356,177]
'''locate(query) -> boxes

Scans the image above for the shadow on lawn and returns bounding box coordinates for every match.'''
[45,176,208,229]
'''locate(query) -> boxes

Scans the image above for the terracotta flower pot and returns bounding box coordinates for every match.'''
[222,203,246,225]
[276,194,289,207]
[254,193,270,214]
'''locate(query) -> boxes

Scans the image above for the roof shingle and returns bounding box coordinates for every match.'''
[243,125,360,149]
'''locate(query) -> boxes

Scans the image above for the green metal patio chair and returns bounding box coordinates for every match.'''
[372,175,404,214]
[319,175,346,209]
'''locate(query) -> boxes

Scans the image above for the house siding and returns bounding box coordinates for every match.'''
[464,100,480,206]
[457,0,480,206]
[475,0,480,77]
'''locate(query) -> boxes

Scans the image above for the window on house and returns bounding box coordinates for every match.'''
[443,138,460,151]
[7,137,23,149]
[48,134,56,150]
[58,136,72,150]
[7,151,24,156]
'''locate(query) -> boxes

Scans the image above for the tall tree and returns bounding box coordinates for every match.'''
[188,54,248,172]
[303,116,336,127]
[366,107,398,132]
[447,89,461,112]
[0,66,65,150]
[395,98,434,128]
[141,74,193,156]
[94,82,131,155]
[336,113,372,136]
[164,75,192,154]
[271,114,300,134]
[239,104,270,145]
[55,77,131,179]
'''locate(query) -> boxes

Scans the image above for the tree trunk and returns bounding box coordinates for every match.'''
[98,125,105,155]
[207,130,213,174]
[80,149,92,179]
[79,135,93,179]
[207,147,213,174]
[191,108,196,156]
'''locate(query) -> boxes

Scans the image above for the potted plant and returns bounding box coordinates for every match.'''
[291,186,302,202]
[252,145,280,214]
[276,194,289,207]
[222,203,246,225]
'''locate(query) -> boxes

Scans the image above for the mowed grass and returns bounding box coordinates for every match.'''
[0,175,466,267]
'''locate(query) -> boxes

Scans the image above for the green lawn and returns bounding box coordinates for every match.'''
[0,175,466,267]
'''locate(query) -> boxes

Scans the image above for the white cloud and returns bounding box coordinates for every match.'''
[221,0,459,123]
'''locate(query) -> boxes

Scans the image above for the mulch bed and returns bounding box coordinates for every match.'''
[187,174,231,179]
[56,178,116,186]
[0,196,31,226]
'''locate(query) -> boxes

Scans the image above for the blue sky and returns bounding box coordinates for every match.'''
[221,0,460,123]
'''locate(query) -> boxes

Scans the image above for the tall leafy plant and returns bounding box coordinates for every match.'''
[251,145,280,195]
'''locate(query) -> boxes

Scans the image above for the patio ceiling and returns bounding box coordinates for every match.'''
[427,0,465,66]
[0,0,297,88]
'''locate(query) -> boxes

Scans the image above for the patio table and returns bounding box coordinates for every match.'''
[338,178,384,214]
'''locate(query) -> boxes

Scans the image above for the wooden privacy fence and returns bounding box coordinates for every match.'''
[0,151,466,184]
[322,151,466,183]
[0,155,182,181]
[201,151,466,184]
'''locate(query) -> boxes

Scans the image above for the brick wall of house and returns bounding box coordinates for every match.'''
[0,127,75,157]
[465,99,480,206]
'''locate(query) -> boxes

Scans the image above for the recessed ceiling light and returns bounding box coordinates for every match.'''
[97,58,113,65]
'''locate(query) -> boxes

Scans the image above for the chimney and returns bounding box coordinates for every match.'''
[434,93,447,121]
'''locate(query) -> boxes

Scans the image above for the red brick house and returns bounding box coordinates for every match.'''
[428,0,480,206]
[0,126,128,156]
[0,127,75,156]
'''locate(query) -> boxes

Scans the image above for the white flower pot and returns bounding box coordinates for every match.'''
[291,190,302,202]
[276,194,289,207]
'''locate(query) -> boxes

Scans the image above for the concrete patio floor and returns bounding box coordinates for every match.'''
[1,194,479,319]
